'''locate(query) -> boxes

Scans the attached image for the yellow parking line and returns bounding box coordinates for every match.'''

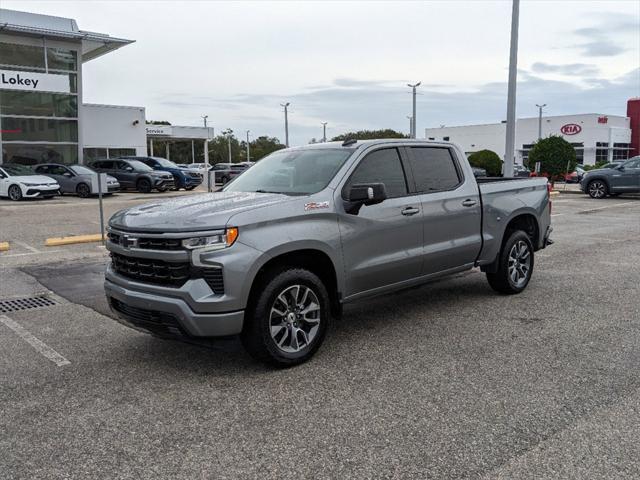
[0,242,9,252]
[44,234,104,247]
[550,191,560,197]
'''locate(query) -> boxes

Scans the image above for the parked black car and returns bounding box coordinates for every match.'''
[121,156,202,190]
[89,159,174,193]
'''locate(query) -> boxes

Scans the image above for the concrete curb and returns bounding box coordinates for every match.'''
[45,234,104,247]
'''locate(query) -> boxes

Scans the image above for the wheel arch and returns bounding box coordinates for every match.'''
[246,247,342,318]
[482,211,540,273]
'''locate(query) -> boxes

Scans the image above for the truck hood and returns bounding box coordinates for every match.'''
[109,191,294,232]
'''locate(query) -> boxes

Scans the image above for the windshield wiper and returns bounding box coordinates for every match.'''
[254,189,308,196]
[255,189,285,194]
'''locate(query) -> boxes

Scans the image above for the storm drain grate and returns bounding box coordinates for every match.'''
[0,296,58,314]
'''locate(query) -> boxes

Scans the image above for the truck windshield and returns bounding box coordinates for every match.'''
[224,148,354,195]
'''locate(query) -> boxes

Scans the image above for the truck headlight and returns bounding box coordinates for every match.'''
[182,227,238,250]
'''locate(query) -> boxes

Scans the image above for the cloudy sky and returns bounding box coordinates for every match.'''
[6,0,640,145]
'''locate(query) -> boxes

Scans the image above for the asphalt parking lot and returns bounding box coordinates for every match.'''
[1,192,640,479]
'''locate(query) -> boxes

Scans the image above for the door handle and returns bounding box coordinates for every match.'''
[401,207,420,216]
[462,199,477,207]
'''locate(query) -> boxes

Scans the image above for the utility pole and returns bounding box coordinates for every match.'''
[321,122,327,142]
[246,130,250,162]
[407,82,421,139]
[536,103,546,140]
[407,115,413,138]
[503,0,520,177]
[281,102,290,147]
[202,115,208,128]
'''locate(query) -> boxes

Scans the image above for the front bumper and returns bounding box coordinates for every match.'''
[24,186,59,197]
[106,276,244,337]
[154,178,175,189]
[107,183,120,192]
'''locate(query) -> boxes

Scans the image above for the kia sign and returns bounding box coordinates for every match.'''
[560,124,582,135]
[0,69,70,94]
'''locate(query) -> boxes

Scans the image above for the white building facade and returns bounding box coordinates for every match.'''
[425,111,633,166]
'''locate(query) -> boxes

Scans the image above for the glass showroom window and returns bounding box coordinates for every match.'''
[2,144,78,165]
[83,148,108,162]
[0,90,78,117]
[1,117,78,143]
[46,48,77,72]
[596,142,609,163]
[570,143,584,164]
[0,42,45,69]
[613,143,630,161]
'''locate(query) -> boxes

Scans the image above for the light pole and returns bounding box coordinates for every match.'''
[281,102,290,147]
[407,82,421,139]
[407,115,413,137]
[222,128,233,162]
[536,103,546,140]
[503,0,520,177]
[202,115,208,128]
[321,122,327,142]
[246,130,250,162]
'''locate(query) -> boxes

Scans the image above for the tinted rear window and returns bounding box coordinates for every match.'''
[408,147,461,192]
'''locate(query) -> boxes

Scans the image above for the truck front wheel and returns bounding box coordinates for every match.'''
[241,268,330,367]
[486,230,534,295]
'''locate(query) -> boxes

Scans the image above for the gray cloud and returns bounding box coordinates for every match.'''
[531,62,600,76]
[572,14,638,57]
[576,41,626,57]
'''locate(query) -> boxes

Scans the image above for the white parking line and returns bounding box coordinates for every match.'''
[579,201,636,213]
[0,314,70,367]
[0,250,62,258]
[13,240,41,254]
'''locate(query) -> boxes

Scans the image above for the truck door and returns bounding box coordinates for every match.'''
[338,147,424,296]
[405,146,482,275]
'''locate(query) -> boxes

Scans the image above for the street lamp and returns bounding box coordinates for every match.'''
[202,115,208,128]
[536,103,547,140]
[321,122,327,142]
[503,0,520,177]
[222,128,233,162]
[246,130,250,162]
[280,102,290,147]
[407,82,421,139]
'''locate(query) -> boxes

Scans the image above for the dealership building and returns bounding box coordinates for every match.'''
[425,99,640,166]
[0,9,213,165]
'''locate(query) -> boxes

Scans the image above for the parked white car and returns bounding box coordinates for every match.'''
[0,164,60,201]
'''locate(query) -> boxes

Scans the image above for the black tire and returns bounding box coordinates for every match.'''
[610,193,621,197]
[486,230,535,295]
[137,178,152,193]
[8,184,22,201]
[76,183,91,198]
[587,179,608,199]
[185,186,196,191]
[241,268,330,367]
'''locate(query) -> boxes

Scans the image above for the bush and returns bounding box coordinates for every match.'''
[467,150,503,176]
[528,136,576,181]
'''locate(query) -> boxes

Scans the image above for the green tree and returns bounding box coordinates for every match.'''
[247,136,286,161]
[331,129,408,141]
[528,135,577,182]
[467,149,503,176]
[207,133,243,163]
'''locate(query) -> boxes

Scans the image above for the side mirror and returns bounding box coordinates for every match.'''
[617,165,625,171]
[125,166,134,172]
[348,183,387,206]
[63,172,72,178]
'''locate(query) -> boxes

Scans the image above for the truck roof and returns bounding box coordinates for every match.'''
[290,138,453,151]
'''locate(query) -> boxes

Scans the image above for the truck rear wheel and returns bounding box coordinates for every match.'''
[486,230,534,295]
[241,268,330,367]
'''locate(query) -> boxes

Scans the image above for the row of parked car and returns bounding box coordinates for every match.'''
[0,157,255,201]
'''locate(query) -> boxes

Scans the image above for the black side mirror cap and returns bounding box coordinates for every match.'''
[348,183,387,205]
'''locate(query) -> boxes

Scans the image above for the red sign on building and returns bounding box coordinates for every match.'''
[560,124,582,135]
[598,116,608,124]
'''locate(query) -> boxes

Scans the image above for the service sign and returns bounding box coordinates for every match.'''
[560,124,582,135]
[145,125,173,136]
[0,69,70,94]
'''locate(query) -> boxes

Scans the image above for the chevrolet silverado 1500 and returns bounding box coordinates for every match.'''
[105,139,553,366]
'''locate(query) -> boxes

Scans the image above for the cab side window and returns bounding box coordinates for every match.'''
[345,148,408,199]
[50,165,68,175]
[35,165,49,174]
[408,147,461,192]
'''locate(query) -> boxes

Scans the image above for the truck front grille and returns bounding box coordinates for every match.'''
[107,232,182,251]
[110,298,187,337]
[110,252,190,287]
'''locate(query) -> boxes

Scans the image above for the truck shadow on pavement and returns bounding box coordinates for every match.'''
[22,260,501,370]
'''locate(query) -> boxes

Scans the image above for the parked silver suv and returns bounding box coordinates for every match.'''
[105,140,552,366]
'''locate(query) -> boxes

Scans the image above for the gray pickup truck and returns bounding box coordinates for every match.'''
[105,139,552,366]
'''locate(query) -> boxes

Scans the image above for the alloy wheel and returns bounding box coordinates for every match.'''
[508,240,531,288]
[589,181,606,199]
[8,186,22,201]
[269,285,321,353]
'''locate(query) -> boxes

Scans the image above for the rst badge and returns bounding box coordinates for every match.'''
[304,201,329,211]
